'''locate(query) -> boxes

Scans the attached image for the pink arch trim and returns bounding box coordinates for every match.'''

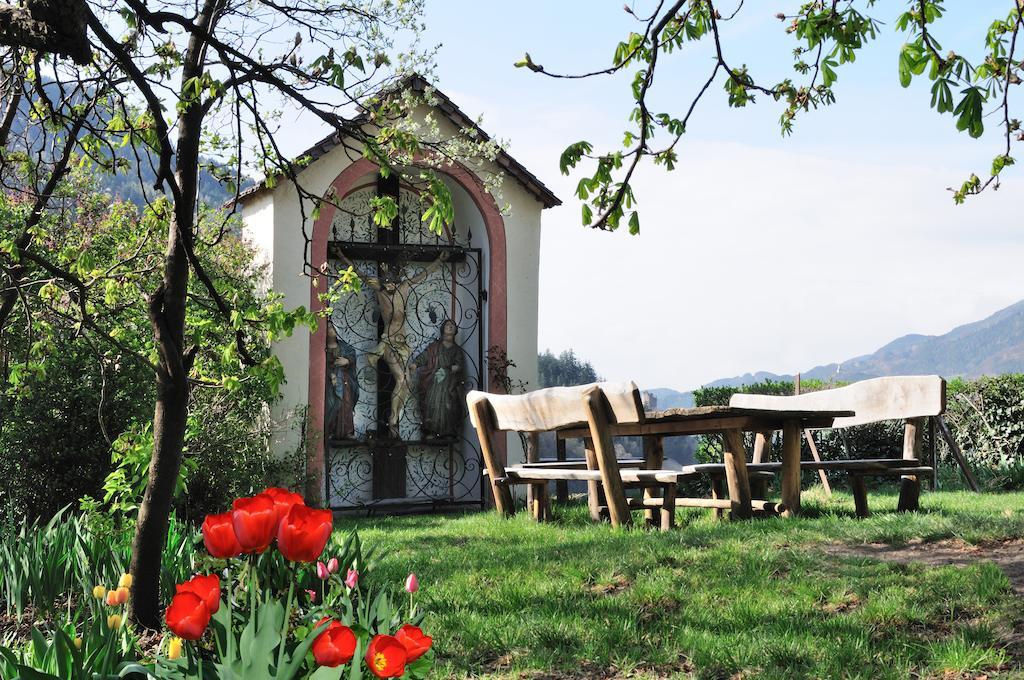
[305,158,508,504]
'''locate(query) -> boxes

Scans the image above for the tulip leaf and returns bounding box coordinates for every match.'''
[309,665,344,680]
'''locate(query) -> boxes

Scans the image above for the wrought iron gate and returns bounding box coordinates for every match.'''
[323,179,486,511]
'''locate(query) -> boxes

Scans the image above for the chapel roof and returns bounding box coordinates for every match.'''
[233,74,561,209]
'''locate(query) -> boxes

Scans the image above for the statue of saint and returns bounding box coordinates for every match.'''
[325,324,359,440]
[412,319,467,439]
[339,250,449,438]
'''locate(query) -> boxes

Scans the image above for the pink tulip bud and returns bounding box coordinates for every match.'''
[306,589,317,602]
[345,568,358,589]
[327,557,340,574]
[316,561,330,580]
[404,573,419,594]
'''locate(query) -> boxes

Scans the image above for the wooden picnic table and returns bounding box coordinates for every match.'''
[556,405,854,518]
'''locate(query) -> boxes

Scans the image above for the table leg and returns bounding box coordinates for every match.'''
[722,429,752,520]
[583,437,604,522]
[643,435,664,526]
[781,420,802,517]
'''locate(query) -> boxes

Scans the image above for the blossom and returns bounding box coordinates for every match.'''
[404,573,419,594]
[316,561,330,580]
[395,624,432,662]
[105,590,121,607]
[305,589,317,603]
[106,614,122,630]
[175,574,221,614]
[262,487,305,527]
[276,504,333,563]
[365,634,407,678]
[113,586,130,605]
[231,494,279,553]
[165,591,212,641]
[167,637,183,661]
[92,585,107,600]
[118,573,133,589]
[311,618,357,667]
[202,512,243,558]
[345,568,359,590]
[73,637,82,650]
[327,557,340,574]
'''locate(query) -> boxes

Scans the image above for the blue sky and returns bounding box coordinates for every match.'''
[284,2,1022,390]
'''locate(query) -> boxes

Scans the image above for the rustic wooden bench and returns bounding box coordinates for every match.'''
[468,382,710,530]
[727,375,977,517]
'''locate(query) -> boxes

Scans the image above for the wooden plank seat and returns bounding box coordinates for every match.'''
[728,375,973,517]
[515,458,646,470]
[468,381,711,530]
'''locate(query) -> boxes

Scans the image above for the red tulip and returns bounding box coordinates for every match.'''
[202,512,242,559]
[395,624,432,662]
[165,591,211,641]
[231,493,278,553]
[175,574,221,614]
[276,504,333,563]
[263,487,305,526]
[365,634,407,678]
[311,618,357,667]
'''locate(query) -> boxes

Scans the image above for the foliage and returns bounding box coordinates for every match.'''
[520,1,1024,231]
[537,349,602,388]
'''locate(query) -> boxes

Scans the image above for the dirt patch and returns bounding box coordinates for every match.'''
[820,538,1024,594]
[586,572,632,597]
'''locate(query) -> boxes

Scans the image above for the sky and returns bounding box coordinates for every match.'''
[281,2,1024,391]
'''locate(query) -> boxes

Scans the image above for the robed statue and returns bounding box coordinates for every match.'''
[412,319,466,438]
[326,324,359,440]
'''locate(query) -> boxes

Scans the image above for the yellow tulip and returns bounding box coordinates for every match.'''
[167,637,183,661]
[107,614,122,630]
[92,585,107,600]
[118,573,133,589]
[73,637,83,650]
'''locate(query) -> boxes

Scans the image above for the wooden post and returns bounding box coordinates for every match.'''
[710,475,726,520]
[722,429,753,520]
[928,416,937,490]
[780,420,802,517]
[935,415,980,492]
[555,436,568,504]
[803,430,833,498]
[752,431,772,463]
[468,400,514,517]
[850,475,870,518]
[583,388,632,528]
[525,432,540,512]
[642,435,665,526]
[897,417,924,512]
[660,483,676,532]
[582,438,604,522]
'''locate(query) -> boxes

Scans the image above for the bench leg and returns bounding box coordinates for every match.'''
[583,438,605,522]
[660,483,676,531]
[643,435,665,525]
[750,475,768,500]
[710,475,727,521]
[850,475,870,518]
[531,482,551,522]
[897,476,920,512]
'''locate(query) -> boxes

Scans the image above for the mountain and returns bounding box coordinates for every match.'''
[652,299,1024,404]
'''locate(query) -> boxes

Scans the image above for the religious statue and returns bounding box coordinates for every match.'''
[347,251,450,438]
[325,324,359,440]
[412,319,467,439]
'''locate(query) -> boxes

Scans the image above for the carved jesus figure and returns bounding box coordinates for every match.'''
[357,251,449,438]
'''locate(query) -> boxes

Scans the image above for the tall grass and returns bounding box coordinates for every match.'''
[0,508,197,620]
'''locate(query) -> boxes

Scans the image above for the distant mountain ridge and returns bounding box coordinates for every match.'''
[652,299,1024,405]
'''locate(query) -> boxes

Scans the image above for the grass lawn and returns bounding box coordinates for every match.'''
[337,489,1024,679]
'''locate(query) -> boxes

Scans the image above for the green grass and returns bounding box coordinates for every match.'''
[336,489,1024,679]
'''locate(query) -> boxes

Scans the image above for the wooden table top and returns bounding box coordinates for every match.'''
[555,405,855,439]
